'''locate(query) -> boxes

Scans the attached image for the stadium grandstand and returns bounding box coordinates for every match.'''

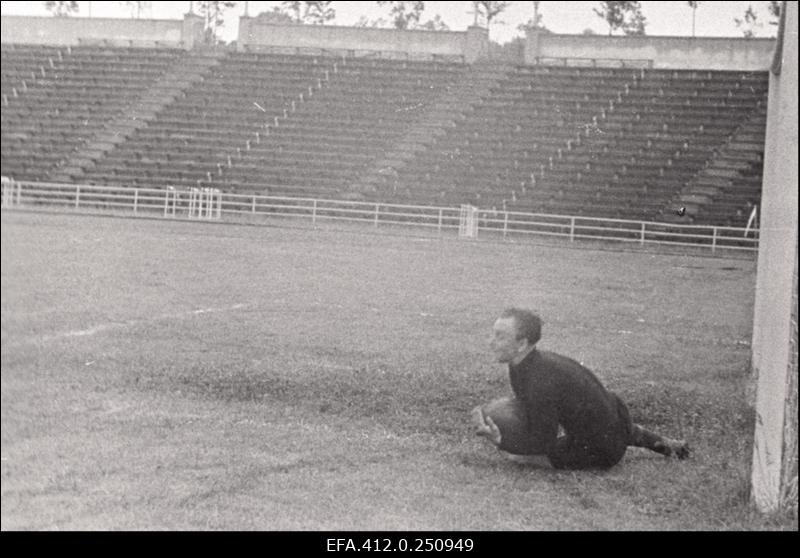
[0,13,774,229]
[1,5,796,521]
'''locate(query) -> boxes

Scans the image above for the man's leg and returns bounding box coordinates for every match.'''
[629,424,690,459]
[548,436,625,470]
[613,393,690,459]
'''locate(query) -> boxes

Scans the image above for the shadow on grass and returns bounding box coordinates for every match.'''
[170,368,485,440]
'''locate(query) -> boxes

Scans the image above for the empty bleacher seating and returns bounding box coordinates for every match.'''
[0,44,769,227]
[1,44,185,180]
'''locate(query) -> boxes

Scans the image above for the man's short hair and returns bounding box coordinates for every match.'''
[500,308,542,345]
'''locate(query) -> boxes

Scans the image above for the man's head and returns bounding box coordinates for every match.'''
[490,308,542,364]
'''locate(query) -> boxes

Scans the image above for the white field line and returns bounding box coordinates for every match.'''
[6,303,251,347]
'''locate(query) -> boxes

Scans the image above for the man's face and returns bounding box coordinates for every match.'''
[490,316,526,363]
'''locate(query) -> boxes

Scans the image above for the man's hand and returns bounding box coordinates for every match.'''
[470,405,502,446]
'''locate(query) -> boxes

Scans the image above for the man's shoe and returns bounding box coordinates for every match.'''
[654,439,690,459]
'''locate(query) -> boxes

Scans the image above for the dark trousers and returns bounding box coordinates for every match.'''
[548,393,659,470]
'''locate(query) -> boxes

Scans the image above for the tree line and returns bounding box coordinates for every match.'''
[42,1,783,44]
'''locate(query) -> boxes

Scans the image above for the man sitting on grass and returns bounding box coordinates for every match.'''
[473,308,690,469]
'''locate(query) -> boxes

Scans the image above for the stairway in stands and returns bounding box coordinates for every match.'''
[81,51,337,189]
[386,65,635,209]
[50,49,225,184]
[1,44,184,181]
[211,56,467,198]
[504,68,768,221]
[352,61,513,201]
[664,105,766,227]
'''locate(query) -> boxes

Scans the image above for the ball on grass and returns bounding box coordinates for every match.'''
[482,396,535,455]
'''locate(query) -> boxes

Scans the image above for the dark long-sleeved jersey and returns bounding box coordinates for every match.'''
[506,348,628,457]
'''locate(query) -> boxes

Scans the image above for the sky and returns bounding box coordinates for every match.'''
[0,1,782,44]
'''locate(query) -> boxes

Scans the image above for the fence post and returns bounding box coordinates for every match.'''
[640,222,646,245]
[75,185,80,208]
[503,212,508,238]
[438,209,443,234]
[712,227,717,253]
[164,189,170,216]
[570,217,575,242]
[374,203,380,228]
[312,199,317,225]
[252,195,256,214]
[133,189,138,214]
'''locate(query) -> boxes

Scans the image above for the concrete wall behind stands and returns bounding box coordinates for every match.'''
[238,18,488,62]
[0,14,204,48]
[526,32,776,70]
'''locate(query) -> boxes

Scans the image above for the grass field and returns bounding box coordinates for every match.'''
[1,210,795,531]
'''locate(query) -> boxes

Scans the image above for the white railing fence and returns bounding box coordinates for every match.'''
[0,180,759,253]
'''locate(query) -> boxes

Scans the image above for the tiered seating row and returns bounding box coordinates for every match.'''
[82,54,467,194]
[383,66,644,209]
[1,45,184,180]
[80,53,334,189]
[504,68,768,220]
